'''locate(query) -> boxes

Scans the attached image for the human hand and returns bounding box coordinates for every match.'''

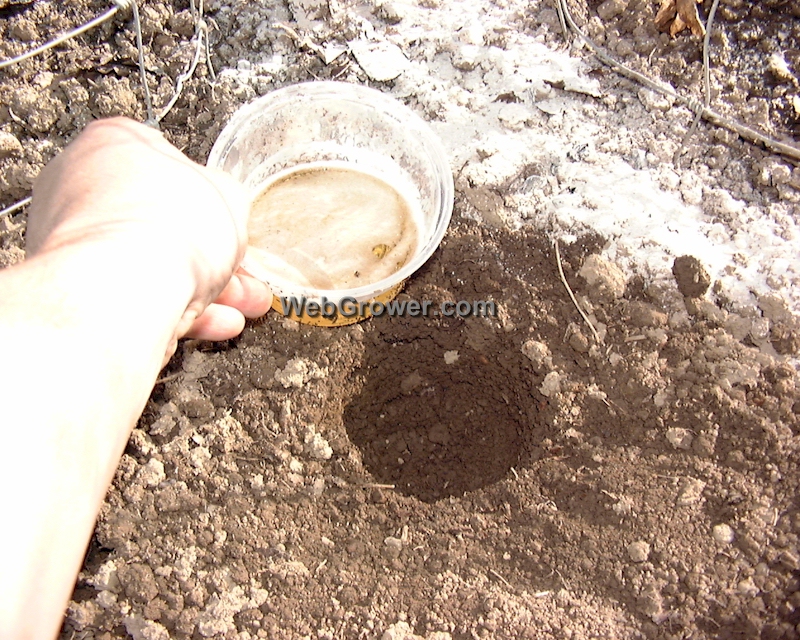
[26,117,272,356]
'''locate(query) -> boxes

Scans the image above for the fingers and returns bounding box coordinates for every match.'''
[183,274,272,341]
[214,272,273,318]
[184,303,246,342]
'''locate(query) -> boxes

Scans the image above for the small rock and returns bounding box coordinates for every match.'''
[304,426,333,460]
[539,371,562,397]
[275,358,325,388]
[672,255,711,298]
[676,477,706,506]
[665,427,693,450]
[724,314,752,341]
[712,523,735,544]
[569,330,589,353]
[737,577,759,597]
[0,131,23,158]
[189,447,211,472]
[118,563,159,604]
[376,1,405,23]
[124,615,170,640]
[452,44,482,70]
[384,536,403,550]
[521,339,553,372]
[637,585,663,619]
[757,294,792,323]
[444,350,459,364]
[779,549,799,570]
[767,52,795,83]
[627,540,650,563]
[350,39,409,81]
[168,9,196,37]
[91,559,121,592]
[136,458,166,488]
[638,87,673,112]
[686,298,727,323]
[382,621,419,640]
[749,316,771,342]
[383,536,403,560]
[770,322,800,355]
[597,0,629,20]
[579,254,627,300]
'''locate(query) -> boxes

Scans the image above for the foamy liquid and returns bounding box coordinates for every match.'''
[246,162,422,291]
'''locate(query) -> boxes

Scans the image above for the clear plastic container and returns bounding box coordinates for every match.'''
[207,81,454,326]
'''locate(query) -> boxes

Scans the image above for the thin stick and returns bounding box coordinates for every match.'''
[129,1,155,125]
[157,29,205,121]
[488,569,512,588]
[553,239,601,344]
[555,0,800,162]
[154,371,182,385]
[0,6,120,69]
[675,0,721,164]
[0,196,32,218]
[702,0,721,112]
[157,0,214,121]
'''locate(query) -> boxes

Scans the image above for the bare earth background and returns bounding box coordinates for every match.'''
[1,0,800,638]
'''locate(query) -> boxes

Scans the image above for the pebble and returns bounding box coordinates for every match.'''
[767,52,795,83]
[521,339,552,372]
[304,426,333,460]
[350,40,409,81]
[384,536,403,550]
[672,255,711,298]
[376,1,405,24]
[0,131,23,158]
[738,577,759,597]
[136,458,166,488]
[579,255,627,300]
[383,536,403,560]
[665,427,693,450]
[676,477,706,506]
[539,371,562,397]
[627,540,650,563]
[712,523,735,544]
[569,331,589,353]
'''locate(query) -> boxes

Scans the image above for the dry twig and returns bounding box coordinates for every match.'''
[555,0,800,162]
[553,240,601,344]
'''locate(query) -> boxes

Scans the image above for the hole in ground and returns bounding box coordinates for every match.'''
[343,222,547,502]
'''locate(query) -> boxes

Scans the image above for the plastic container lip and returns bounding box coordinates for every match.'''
[207,80,455,303]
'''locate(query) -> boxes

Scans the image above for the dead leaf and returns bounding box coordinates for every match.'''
[655,0,706,38]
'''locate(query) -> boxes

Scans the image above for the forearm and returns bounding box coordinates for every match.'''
[0,239,193,639]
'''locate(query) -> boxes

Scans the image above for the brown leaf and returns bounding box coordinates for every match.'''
[654,0,706,38]
[655,0,677,30]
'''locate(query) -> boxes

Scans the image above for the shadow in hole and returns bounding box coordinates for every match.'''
[343,314,538,503]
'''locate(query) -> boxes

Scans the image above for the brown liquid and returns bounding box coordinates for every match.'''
[247,163,419,290]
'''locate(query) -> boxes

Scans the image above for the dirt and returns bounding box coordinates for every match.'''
[1,1,800,639]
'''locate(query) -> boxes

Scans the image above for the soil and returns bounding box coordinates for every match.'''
[1,1,800,639]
